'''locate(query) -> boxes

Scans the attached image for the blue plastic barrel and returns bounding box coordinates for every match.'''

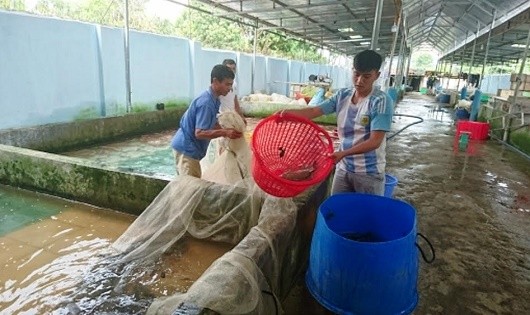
[455,108,470,121]
[306,193,418,315]
[460,86,467,100]
[470,90,482,121]
[384,174,398,198]
[439,93,450,103]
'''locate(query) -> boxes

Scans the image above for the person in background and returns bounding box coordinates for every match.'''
[219,59,246,123]
[427,75,435,93]
[279,49,394,196]
[171,64,243,178]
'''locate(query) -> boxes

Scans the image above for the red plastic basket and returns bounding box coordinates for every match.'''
[456,121,490,140]
[251,113,335,197]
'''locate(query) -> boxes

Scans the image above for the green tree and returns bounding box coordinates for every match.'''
[34,0,74,17]
[31,0,159,32]
[174,8,251,52]
[174,3,324,62]
[0,0,25,10]
[74,0,123,26]
[412,53,434,72]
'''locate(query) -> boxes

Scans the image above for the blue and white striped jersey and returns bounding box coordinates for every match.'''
[318,87,393,174]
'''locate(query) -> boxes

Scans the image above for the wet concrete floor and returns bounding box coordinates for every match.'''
[390,94,530,315]
[283,93,530,314]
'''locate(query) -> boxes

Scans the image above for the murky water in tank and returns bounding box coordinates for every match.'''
[62,131,177,180]
[0,185,232,314]
[60,120,337,181]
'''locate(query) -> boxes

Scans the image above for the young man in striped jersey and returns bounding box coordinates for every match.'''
[281,50,394,195]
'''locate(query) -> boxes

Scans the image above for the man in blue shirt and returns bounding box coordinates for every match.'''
[171,65,243,178]
[280,50,394,195]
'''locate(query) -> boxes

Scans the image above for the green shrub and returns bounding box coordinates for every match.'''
[510,128,530,155]
[480,109,505,139]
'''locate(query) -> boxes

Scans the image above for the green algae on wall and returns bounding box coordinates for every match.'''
[0,144,168,215]
[73,99,190,121]
[0,107,186,153]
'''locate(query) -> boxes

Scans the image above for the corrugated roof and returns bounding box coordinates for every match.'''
[195,0,403,57]
[193,0,530,65]
[403,0,530,64]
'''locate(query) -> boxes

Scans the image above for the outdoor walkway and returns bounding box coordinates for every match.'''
[283,92,530,314]
[388,93,530,314]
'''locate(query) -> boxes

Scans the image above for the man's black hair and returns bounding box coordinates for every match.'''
[211,64,235,83]
[222,59,236,66]
[353,50,383,72]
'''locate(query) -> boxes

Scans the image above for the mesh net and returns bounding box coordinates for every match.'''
[201,111,252,185]
[109,111,298,314]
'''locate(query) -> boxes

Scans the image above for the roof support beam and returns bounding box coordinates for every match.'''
[214,1,341,16]
[439,16,467,34]
[279,15,395,30]
[371,0,385,50]
[479,10,496,88]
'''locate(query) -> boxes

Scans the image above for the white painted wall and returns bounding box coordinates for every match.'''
[267,57,289,95]
[237,53,253,96]
[0,10,353,130]
[289,61,304,85]
[480,74,511,95]
[253,56,268,94]
[304,63,321,82]
[129,32,191,104]
[0,13,101,128]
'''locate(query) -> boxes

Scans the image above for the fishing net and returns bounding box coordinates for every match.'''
[110,111,298,314]
[201,111,252,185]
[111,176,263,263]
[147,195,298,315]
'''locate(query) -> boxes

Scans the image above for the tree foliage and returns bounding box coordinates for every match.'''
[174,7,250,52]
[173,3,324,62]
[411,52,434,72]
[0,0,25,10]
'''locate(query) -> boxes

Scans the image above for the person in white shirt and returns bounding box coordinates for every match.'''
[219,59,245,123]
